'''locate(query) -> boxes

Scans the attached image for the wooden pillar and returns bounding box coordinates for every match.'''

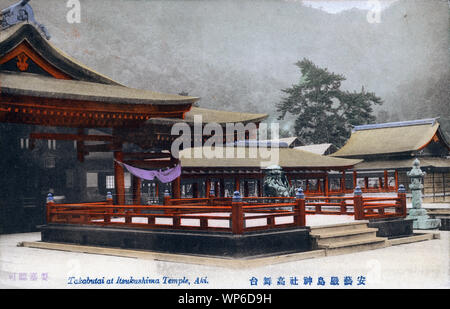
[324,176,329,196]
[173,176,181,199]
[341,170,346,193]
[364,177,369,190]
[113,150,125,205]
[46,193,54,224]
[384,170,389,191]
[394,170,399,191]
[243,180,249,197]
[258,178,263,197]
[231,195,244,234]
[219,179,225,198]
[155,182,159,198]
[205,178,211,198]
[234,176,240,192]
[397,185,407,218]
[193,182,199,198]
[132,176,141,205]
[353,171,357,189]
[215,181,220,198]
[295,194,306,227]
[354,188,364,220]
[76,128,85,163]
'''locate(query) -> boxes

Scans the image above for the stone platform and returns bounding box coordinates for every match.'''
[367,217,415,238]
[39,224,312,258]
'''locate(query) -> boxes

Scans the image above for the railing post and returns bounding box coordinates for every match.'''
[397,184,407,217]
[163,189,171,206]
[147,215,155,225]
[200,217,208,230]
[353,186,364,220]
[173,215,181,228]
[125,210,131,224]
[340,199,347,215]
[106,191,114,205]
[295,188,306,227]
[46,193,54,224]
[231,191,244,234]
[105,192,113,223]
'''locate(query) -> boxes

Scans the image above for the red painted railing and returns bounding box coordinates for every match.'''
[355,194,407,220]
[45,186,407,234]
[46,196,305,235]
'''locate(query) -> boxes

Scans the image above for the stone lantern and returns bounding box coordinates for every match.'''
[406,159,440,229]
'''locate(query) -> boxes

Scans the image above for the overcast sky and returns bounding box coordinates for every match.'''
[1,0,448,130]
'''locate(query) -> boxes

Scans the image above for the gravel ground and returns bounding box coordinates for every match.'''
[0,227,448,289]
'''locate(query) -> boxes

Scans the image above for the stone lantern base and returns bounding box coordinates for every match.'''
[407,208,441,230]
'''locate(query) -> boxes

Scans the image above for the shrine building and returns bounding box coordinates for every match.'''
[331,118,450,202]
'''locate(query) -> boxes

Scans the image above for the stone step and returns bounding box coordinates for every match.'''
[310,221,369,234]
[311,227,378,239]
[318,237,388,256]
[312,228,379,245]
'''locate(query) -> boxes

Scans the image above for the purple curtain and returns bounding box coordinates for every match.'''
[115,160,181,183]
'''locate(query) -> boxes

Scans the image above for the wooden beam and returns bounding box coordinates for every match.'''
[123,159,177,169]
[83,143,118,153]
[30,132,115,142]
[122,152,172,159]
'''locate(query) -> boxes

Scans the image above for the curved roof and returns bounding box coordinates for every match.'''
[0,71,198,105]
[353,157,450,170]
[331,118,449,158]
[143,107,268,126]
[184,107,268,125]
[1,22,267,124]
[295,143,334,155]
[179,146,361,169]
[0,23,120,85]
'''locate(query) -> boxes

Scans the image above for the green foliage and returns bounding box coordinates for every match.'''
[277,59,382,147]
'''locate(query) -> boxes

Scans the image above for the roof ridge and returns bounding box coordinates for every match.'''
[353,118,439,132]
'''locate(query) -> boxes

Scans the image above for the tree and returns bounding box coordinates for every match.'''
[277,59,382,148]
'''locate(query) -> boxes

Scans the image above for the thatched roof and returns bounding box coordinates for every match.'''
[184,107,268,125]
[295,143,334,155]
[331,118,449,158]
[354,157,450,170]
[0,71,198,105]
[179,146,361,169]
[1,23,267,124]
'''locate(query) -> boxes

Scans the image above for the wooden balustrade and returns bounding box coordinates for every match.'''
[45,186,408,234]
[45,193,305,235]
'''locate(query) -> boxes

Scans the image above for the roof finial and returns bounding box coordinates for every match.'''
[1,0,51,40]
